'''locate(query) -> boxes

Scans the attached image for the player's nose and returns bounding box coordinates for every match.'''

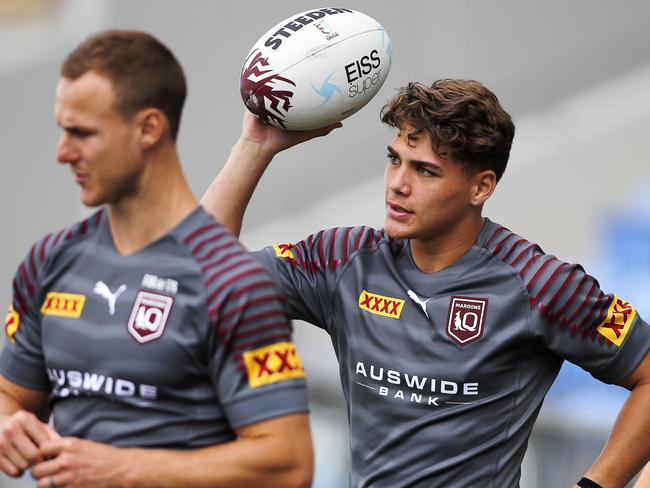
[386,164,411,196]
[56,133,80,164]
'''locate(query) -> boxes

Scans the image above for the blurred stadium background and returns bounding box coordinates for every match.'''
[1,1,649,486]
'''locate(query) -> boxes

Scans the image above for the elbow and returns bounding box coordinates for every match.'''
[284,466,313,488]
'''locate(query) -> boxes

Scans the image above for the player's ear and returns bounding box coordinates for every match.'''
[136,108,167,150]
[470,170,497,206]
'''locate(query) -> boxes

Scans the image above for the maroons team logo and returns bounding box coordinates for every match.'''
[4,306,20,343]
[127,291,173,344]
[596,295,636,347]
[243,342,306,388]
[446,296,488,346]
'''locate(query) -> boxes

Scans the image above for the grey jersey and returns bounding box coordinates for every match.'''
[1,206,307,448]
[255,219,650,487]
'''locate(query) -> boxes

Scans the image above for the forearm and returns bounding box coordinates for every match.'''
[121,428,311,488]
[582,382,650,487]
[201,139,274,237]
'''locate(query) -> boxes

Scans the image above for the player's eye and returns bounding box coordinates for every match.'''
[386,153,399,164]
[416,164,435,177]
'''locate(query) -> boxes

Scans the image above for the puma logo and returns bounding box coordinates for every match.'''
[93,281,127,315]
[407,290,432,319]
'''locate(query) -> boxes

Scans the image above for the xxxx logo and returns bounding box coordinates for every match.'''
[358,290,405,319]
[41,292,86,318]
[243,341,305,388]
[273,242,294,260]
[4,306,20,343]
[596,295,636,347]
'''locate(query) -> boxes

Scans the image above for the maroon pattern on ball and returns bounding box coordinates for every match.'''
[240,50,296,128]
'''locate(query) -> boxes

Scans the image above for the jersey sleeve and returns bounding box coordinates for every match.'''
[253,226,385,330]
[0,236,56,390]
[513,241,649,383]
[196,232,308,429]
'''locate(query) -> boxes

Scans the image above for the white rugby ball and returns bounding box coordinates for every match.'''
[240,7,392,130]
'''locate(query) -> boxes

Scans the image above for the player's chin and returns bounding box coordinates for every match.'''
[383,219,415,240]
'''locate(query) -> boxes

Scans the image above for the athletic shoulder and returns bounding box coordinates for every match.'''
[270,225,399,273]
[12,209,105,309]
[176,207,289,346]
[478,219,622,345]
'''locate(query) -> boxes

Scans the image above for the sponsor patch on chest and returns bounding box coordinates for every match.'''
[446,296,488,346]
[358,290,405,319]
[127,291,174,344]
[41,292,86,318]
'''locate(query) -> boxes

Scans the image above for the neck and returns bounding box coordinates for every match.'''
[409,213,485,273]
[108,146,198,255]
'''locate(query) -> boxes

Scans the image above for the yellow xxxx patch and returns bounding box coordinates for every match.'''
[596,295,636,347]
[4,306,20,343]
[243,341,305,388]
[273,243,294,260]
[41,292,86,318]
[358,290,405,319]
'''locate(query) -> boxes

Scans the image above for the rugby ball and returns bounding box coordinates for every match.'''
[240,7,392,130]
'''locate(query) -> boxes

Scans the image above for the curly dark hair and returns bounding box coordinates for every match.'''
[381,79,515,181]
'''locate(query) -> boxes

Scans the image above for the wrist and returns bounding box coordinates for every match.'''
[234,136,277,163]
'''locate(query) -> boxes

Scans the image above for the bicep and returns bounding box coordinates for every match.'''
[0,375,50,421]
[618,351,650,390]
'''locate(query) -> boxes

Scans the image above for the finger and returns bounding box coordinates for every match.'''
[32,455,61,479]
[44,424,61,441]
[0,423,34,471]
[38,438,67,460]
[16,412,54,446]
[0,455,24,477]
[37,473,71,488]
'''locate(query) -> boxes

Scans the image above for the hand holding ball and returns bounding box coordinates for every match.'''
[240,7,392,130]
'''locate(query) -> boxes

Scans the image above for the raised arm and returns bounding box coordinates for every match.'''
[201,110,340,237]
[31,412,313,488]
[575,351,650,487]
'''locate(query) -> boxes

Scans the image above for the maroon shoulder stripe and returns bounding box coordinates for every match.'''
[565,281,598,326]
[329,227,339,271]
[230,333,292,352]
[550,274,588,323]
[190,229,231,255]
[484,225,506,249]
[316,230,326,269]
[182,222,221,245]
[233,322,290,341]
[208,279,277,318]
[206,268,268,306]
[501,239,527,263]
[342,226,353,264]
[493,232,515,256]
[205,258,254,287]
[353,226,366,252]
[527,260,564,295]
[19,263,35,297]
[219,294,287,323]
[198,240,239,263]
[39,233,52,264]
[201,249,247,273]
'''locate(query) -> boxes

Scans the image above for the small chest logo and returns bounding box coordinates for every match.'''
[93,281,127,315]
[127,291,174,344]
[446,296,488,346]
[358,290,405,319]
[41,292,86,318]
